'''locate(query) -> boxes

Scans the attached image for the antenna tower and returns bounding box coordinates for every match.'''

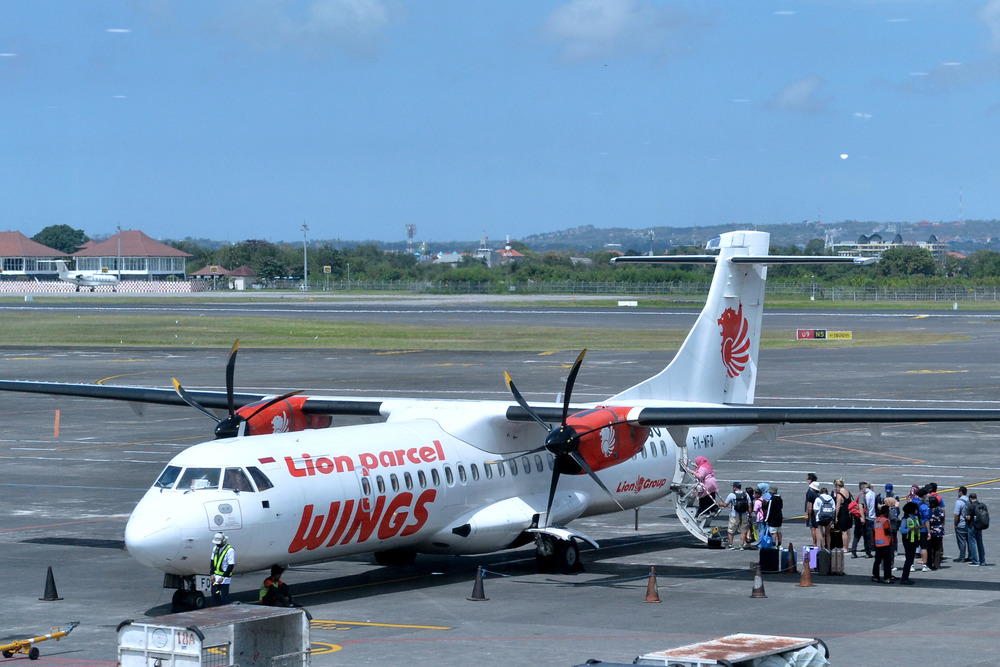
[406,224,417,253]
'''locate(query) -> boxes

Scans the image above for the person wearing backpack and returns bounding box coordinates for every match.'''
[766,487,784,547]
[717,481,751,550]
[812,487,836,549]
[965,492,987,566]
[898,501,921,585]
[954,486,970,563]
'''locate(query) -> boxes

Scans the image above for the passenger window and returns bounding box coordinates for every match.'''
[179,467,220,491]
[223,468,254,492]
[650,443,657,457]
[376,476,386,494]
[432,469,441,486]
[418,470,427,488]
[155,465,182,489]
[660,441,668,456]
[509,460,518,476]
[390,474,399,492]
[485,463,493,479]
[546,454,554,471]
[362,477,371,495]
[458,465,467,483]
[521,457,530,474]
[247,466,273,492]
[404,472,413,490]
[641,446,648,459]
[534,455,544,473]
[498,462,505,477]
[470,464,479,481]
[445,466,455,486]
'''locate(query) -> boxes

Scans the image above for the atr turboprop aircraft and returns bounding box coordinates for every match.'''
[5,230,1000,611]
[54,259,121,291]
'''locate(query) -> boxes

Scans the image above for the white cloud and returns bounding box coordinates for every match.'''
[766,75,831,114]
[543,0,694,63]
[980,0,1000,51]
[224,0,396,57]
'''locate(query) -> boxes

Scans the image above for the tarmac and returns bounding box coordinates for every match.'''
[2,300,1000,665]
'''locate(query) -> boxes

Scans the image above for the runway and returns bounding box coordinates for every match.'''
[2,303,1000,665]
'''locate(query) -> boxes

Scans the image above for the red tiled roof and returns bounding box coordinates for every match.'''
[191,265,231,276]
[72,230,192,257]
[0,231,64,257]
[230,265,258,276]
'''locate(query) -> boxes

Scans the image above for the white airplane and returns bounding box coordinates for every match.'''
[5,230,1000,612]
[54,259,120,291]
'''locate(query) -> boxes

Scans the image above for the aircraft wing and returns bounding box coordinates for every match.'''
[0,380,389,417]
[506,404,1000,425]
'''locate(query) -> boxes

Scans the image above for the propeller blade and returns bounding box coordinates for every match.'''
[243,390,304,422]
[225,339,240,417]
[504,371,551,431]
[560,349,587,425]
[172,378,221,423]
[569,450,624,512]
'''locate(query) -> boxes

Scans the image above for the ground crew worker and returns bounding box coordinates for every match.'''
[210,532,236,605]
[259,564,293,607]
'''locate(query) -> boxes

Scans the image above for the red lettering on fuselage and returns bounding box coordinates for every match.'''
[282,441,447,478]
[287,489,438,554]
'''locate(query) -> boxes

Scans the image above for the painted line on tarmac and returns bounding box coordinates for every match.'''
[312,619,452,631]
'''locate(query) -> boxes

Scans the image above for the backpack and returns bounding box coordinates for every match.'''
[766,494,783,526]
[733,491,749,515]
[848,498,862,518]
[975,502,990,530]
[817,496,836,525]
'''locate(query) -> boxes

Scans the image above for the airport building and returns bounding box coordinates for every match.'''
[71,230,190,280]
[0,232,63,279]
[830,233,948,260]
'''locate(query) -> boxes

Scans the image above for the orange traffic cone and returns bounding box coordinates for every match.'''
[750,563,767,598]
[467,566,488,601]
[643,566,661,603]
[40,566,62,601]
[785,542,798,575]
[797,560,814,587]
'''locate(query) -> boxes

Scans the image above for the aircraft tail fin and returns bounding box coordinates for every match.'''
[54,260,70,280]
[609,231,770,406]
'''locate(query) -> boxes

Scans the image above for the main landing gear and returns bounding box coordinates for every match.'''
[534,533,581,574]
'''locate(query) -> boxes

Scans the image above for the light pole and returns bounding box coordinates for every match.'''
[301,223,309,292]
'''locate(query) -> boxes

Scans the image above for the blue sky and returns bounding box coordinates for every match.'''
[2,1,999,245]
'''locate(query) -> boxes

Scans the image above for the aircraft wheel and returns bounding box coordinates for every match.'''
[186,590,206,610]
[171,588,188,611]
[556,539,581,573]
[3,650,14,658]
[374,549,416,567]
[28,647,39,660]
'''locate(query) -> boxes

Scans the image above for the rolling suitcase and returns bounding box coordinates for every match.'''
[802,545,819,570]
[759,547,780,573]
[830,548,845,575]
[816,548,832,575]
[780,547,797,573]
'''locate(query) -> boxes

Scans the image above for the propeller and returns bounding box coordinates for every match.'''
[171,339,303,438]
[504,349,624,526]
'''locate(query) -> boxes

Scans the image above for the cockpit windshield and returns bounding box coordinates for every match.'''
[154,465,182,489]
[178,467,221,491]
[153,465,273,492]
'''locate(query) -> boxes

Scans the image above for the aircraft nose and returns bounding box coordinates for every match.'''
[124,506,181,570]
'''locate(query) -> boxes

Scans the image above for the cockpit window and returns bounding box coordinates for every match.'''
[178,467,221,491]
[155,465,182,489]
[223,467,254,493]
[247,466,273,492]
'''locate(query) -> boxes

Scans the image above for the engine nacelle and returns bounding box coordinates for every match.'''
[236,396,332,435]
[566,406,649,473]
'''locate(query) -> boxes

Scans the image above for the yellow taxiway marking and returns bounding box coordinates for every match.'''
[373,350,420,355]
[312,619,452,631]
[538,351,558,356]
[904,369,967,374]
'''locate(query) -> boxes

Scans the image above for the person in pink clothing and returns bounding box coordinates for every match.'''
[692,456,719,518]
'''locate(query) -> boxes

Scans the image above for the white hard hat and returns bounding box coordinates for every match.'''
[213,532,226,545]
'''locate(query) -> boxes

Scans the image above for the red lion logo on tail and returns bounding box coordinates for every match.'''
[717,304,750,378]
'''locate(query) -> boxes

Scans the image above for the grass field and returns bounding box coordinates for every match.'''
[0,311,968,351]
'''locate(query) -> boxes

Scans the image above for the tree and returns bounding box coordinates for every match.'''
[32,225,87,254]
[876,246,937,277]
